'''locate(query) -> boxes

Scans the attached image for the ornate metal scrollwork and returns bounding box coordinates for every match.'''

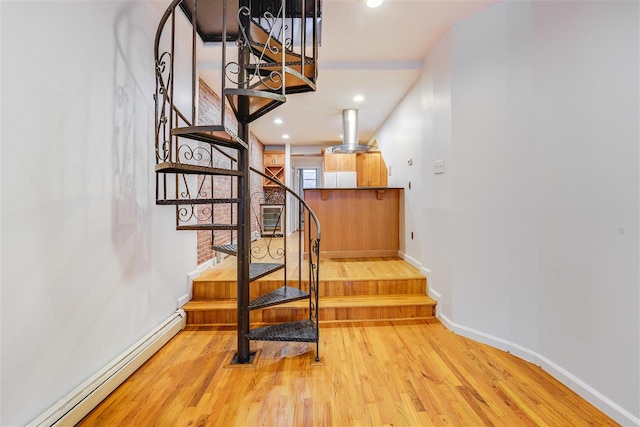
[155,51,172,163]
[225,5,285,92]
[177,204,214,224]
[177,144,213,167]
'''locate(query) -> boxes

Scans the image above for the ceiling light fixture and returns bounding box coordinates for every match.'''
[274,118,283,124]
[282,134,290,139]
[353,94,364,102]
[366,0,383,8]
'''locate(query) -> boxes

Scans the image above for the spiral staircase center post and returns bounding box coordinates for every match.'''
[235,0,253,364]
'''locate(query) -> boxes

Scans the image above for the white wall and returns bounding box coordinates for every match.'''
[420,32,454,316]
[450,0,539,356]
[376,85,422,266]
[374,0,639,423]
[1,1,196,425]
[530,1,639,419]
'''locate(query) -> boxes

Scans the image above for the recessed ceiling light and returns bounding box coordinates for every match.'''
[353,94,365,102]
[274,118,283,124]
[282,134,290,139]
[366,0,383,8]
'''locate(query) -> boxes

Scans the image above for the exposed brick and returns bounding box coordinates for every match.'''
[196,79,265,265]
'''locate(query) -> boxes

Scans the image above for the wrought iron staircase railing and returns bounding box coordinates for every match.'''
[153,0,322,363]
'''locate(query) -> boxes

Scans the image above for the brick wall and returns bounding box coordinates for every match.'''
[197,79,265,265]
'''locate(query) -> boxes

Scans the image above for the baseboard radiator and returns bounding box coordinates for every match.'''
[29,309,187,426]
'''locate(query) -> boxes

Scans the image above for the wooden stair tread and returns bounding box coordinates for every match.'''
[184,294,435,310]
[249,21,314,72]
[224,89,285,123]
[245,66,316,94]
[195,256,425,282]
[171,125,248,150]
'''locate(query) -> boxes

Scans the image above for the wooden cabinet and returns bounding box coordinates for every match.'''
[356,152,388,187]
[263,151,285,187]
[264,152,285,166]
[324,153,356,172]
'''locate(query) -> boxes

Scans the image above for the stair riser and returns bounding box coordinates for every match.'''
[192,278,427,299]
[185,304,435,325]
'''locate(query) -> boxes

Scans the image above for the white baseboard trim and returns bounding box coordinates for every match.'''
[398,251,422,271]
[426,284,441,316]
[536,353,639,426]
[437,312,639,426]
[196,258,216,273]
[427,287,441,301]
[177,293,190,308]
[427,288,442,304]
[29,309,187,427]
[420,267,432,292]
[180,258,217,308]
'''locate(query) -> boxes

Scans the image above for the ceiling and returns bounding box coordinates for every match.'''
[199,0,496,147]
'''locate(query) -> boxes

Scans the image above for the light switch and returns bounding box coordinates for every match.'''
[434,159,445,175]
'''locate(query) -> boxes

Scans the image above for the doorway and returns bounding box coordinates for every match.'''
[294,167,320,231]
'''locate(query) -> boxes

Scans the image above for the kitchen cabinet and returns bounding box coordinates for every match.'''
[264,152,285,166]
[324,153,356,172]
[356,152,388,187]
[263,151,285,187]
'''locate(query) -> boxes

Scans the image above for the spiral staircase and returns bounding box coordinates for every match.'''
[154,0,322,363]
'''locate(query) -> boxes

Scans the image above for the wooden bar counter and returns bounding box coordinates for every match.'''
[303,188,402,258]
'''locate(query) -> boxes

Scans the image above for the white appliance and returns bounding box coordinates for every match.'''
[323,171,356,188]
[323,172,337,188]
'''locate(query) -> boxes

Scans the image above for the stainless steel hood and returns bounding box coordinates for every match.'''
[325,109,371,154]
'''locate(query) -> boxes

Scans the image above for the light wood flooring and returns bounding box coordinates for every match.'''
[79,319,617,426]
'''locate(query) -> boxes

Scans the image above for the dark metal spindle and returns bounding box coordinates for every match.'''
[192,0,197,124]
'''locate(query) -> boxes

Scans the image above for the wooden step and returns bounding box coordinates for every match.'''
[248,21,315,79]
[246,64,316,94]
[171,125,247,150]
[224,88,286,123]
[192,277,427,300]
[183,294,436,325]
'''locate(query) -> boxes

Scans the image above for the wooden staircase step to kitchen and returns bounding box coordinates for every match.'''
[182,294,436,325]
[192,277,427,299]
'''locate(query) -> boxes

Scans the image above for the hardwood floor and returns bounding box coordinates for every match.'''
[79,319,616,426]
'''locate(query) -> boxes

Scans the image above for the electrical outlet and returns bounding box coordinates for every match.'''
[434,159,445,174]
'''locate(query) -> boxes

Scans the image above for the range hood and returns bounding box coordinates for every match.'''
[325,109,371,154]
